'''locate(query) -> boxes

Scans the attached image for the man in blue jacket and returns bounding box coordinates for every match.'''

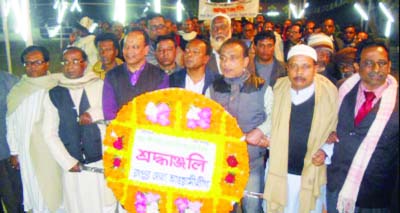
[169,39,216,94]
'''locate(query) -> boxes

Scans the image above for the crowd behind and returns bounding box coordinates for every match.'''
[0,11,398,213]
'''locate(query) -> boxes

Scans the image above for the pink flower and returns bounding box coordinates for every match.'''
[175,197,189,211]
[197,119,210,129]
[186,107,211,129]
[199,107,211,119]
[113,158,121,168]
[187,119,197,129]
[134,203,146,213]
[113,137,123,150]
[158,113,170,126]
[158,103,170,113]
[135,192,146,204]
[145,193,160,203]
[145,102,171,126]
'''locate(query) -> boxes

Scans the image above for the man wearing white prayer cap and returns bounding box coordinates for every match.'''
[263,44,338,213]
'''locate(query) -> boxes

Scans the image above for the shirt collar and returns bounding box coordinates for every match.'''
[290,82,315,105]
[360,80,389,100]
[124,62,146,74]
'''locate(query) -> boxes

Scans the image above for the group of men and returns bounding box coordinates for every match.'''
[0,12,397,213]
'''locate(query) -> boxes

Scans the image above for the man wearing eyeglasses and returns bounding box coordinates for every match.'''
[6,45,62,212]
[327,41,399,213]
[42,47,117,213]
[283,24,304,62]
[146,12,184,68]
[146,12,170,65]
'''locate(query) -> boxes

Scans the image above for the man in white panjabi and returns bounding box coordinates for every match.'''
[7,45,63,212]
[42,47,117,213]
[263,45,338,213]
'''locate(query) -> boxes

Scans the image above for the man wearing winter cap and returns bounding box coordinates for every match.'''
[307,33,341,84]
[264,44,338,213]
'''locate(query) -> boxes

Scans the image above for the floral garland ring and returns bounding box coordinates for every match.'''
[103,88,249,213]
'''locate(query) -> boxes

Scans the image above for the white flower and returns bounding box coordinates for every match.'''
[186,105,201,120]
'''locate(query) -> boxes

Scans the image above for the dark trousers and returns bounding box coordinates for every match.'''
[0,158,24,213]
[326,189,389,213]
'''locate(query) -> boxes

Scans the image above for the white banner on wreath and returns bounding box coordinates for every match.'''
[198,0,260,20]
[129,129,216,191]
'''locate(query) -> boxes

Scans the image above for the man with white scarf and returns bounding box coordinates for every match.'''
[327,41,398,213]
[264,44,338,213]
[7,45,62,212]
[42,47,117,213]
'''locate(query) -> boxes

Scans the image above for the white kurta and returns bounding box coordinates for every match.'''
[263,83,332,213]
[264,161,326,213]
[7,90,54,212]
[42,78,116,213]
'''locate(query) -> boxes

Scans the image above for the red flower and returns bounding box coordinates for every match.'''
[226,155,238,167]
[113,137,123,150]
[225,173,235,183]
[113,158,121,168]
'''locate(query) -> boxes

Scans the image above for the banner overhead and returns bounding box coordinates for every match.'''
[198,0,260,20]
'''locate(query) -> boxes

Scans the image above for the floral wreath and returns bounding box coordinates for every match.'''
[104,88,249,213]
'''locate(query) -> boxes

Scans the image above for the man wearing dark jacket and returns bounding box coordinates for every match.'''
[103,28,168,120]
[327,41,399,213]
[169,39,216,94]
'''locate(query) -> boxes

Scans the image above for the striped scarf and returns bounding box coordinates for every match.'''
[337,73,398,213]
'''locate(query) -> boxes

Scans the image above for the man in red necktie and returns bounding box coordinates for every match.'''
[327,40,399,213]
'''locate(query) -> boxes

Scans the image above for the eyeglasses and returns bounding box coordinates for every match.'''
[150,24,166,31]
[61,59,85,66]
[23,60,46,67]
[361,60,389,69]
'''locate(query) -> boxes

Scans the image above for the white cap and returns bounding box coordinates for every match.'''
[79,16,93,30]
[287,44,318,61]
[307,33,334,51]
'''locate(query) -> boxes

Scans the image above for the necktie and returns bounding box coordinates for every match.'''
[354,91,376,126]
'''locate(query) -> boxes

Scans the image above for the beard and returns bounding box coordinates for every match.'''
[210,35,230,51]
[316,61,327,73]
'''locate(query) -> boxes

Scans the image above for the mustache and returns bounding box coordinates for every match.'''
[368,70,385,78]
[294,76,306,81]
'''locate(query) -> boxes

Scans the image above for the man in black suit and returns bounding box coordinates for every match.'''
[327,40,399,213]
